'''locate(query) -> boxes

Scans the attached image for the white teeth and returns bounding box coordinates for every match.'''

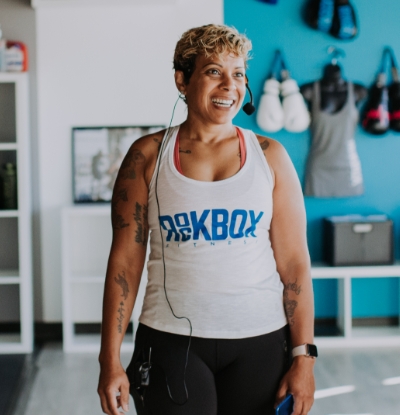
[212,98,234,106]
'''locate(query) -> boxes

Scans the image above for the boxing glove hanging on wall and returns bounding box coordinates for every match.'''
[257,50,310,133]
[304,0,358,40]
[387,47,400,132]
[362,49,390,135]
[280,55,311,133]
[256,50,284,132]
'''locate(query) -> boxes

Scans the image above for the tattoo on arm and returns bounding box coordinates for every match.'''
[114,271,129,334]
[260,139,270,151]
[133,202,149,246]
[111,148,146,230]
[111,187,130,229]
[117,301,125,334]
[114,271,130,300]
[119,149,146,180]
[283,279,302,326]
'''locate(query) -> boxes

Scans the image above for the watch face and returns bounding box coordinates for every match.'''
[308,344,318,357]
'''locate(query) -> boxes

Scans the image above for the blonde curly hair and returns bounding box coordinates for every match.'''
[173,24,252,83]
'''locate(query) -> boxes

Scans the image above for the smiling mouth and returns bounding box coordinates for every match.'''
[211,98,234,108]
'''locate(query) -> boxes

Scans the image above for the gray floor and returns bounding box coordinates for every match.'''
[21,344,400,415]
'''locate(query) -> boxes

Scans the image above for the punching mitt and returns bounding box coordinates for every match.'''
[330,0,358,40]
[256,78,284,132]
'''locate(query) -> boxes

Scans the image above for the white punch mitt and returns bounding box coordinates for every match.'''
[281,78,310,133]
[256,78,284,132]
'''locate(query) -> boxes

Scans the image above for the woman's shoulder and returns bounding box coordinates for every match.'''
[251,132,293,184]
[125,128,168,186]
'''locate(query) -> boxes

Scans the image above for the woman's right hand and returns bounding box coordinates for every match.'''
[98,362,130,415]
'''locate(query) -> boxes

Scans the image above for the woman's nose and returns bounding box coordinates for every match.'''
[220,75,236,91]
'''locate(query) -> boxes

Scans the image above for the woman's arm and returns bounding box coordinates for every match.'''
[257,135,315,415]
[97,133,161,415]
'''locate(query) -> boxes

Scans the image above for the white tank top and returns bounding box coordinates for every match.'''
[139,125,287,338]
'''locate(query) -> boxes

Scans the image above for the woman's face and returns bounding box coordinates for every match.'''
[178,52,247,126]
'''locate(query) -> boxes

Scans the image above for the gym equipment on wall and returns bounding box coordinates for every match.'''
[303,0,358,40]
[362,47,400,135]
[387,48,400,132]
[256,50,310,133]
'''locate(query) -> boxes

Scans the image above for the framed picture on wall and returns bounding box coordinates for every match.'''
[72,125,164,203]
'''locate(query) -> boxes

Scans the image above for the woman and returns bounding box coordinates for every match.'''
[98,24,316,415]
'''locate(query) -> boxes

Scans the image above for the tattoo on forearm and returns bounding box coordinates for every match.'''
[114,271,129,334]
[283,279,302,326]
[114,271,130,300]
[133,202,149,246]
[260,140,269,151]
[117,301,125,334]
[179,148,191,154]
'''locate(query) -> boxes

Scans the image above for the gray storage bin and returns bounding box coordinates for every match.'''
[323,215,394,266]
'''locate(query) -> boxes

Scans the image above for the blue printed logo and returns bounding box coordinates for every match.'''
[159,209,264,242]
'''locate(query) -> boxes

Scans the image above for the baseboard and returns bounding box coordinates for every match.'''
[352,316,399,327]
[0,319,398,345]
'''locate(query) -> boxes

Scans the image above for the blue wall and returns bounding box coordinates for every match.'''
[225,0,400,318]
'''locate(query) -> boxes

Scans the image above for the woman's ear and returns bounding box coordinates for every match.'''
[174,70,186,95]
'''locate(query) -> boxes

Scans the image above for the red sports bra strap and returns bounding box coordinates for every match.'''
[174,127,247,174]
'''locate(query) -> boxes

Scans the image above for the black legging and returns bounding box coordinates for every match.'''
[126,324,292,415]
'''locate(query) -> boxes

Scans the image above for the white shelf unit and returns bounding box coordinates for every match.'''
[312,263,400,348]
[0,72,33,354]
[61,204,400,351]
[61,205,148,353]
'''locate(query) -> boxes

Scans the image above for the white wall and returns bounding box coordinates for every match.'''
[36,0,223,321]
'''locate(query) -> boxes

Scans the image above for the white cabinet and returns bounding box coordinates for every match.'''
[61,205,148,353]
[312,264,400,348]
[0,73,33,353]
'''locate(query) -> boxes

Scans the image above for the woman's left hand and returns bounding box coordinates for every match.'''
[274,356,315,415]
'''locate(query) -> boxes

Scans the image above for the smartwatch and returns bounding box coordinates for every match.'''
[292,343,318,359]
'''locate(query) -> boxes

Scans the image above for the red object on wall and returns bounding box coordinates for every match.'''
[6,41,28,72]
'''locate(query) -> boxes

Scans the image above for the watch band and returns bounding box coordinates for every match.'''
[292,343,318,358]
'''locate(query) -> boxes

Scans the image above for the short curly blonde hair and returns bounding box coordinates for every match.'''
[173,24,252,83]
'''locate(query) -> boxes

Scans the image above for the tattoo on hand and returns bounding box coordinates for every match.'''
[117,301,125,334]
[133,202,149,246]
[283,279,302,326]
[114,271,130,300]
[260,140,269,151]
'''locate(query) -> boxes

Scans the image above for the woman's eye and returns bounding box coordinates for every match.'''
[207,69,220,75]
[235,72,245,77]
